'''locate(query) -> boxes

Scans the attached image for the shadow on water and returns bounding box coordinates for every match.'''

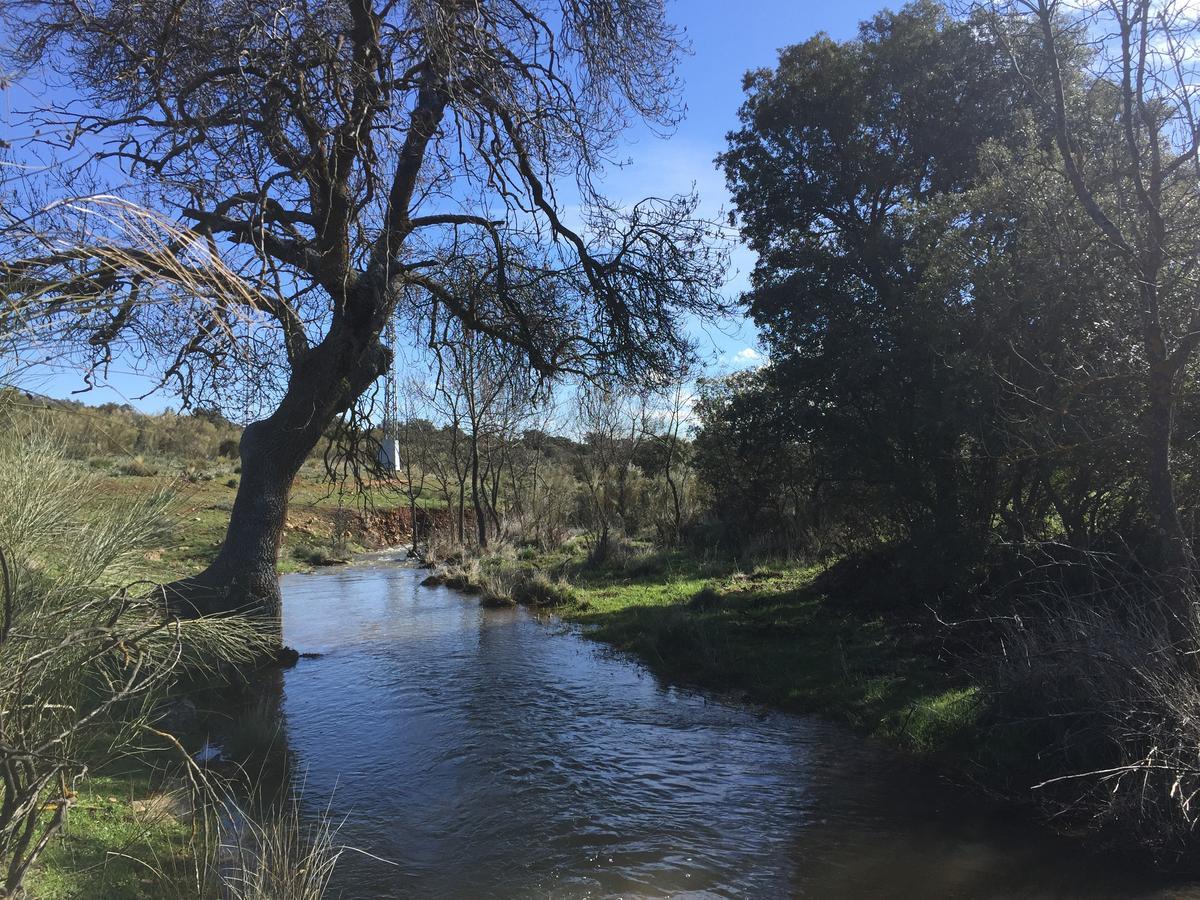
[215,560,1200,899]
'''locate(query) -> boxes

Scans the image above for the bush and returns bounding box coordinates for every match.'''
[621,549,670,578]
[429,556,576,609]
[118,456,155,477]
[688,585,722,610]
[0,414,269,895]
[985,566,1200,863]
[291,545,347,567]
[512,571,576,607]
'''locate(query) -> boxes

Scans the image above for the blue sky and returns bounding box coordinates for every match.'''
[595,0,880,374]
[16,0,885,411]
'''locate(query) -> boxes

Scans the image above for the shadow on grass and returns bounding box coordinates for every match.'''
[28,765,194,900]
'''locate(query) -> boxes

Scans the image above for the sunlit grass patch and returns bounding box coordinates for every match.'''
[542,554,973,755]
[879,686,982,753]
[27,768,193,900]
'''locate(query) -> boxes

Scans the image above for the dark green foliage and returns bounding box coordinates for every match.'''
[699,0,1200,856]
[705,1,1155,570]
[714,1,1038,550]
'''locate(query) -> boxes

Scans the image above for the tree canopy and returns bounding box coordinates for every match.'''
[1,0,729,613]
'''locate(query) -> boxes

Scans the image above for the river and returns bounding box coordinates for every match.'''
[264,558,1194,898]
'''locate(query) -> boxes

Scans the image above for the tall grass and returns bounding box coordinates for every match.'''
[0,405,270,895]
[986,555,1200,863]
[214,792,344,900]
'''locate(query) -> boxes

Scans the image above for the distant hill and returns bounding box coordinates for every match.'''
[3,390,243,463]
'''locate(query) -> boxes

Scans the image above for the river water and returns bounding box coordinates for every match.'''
[269,559,1193,899]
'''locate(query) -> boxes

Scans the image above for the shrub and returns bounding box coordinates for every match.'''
[290,545,347,567]
[118,456,155,477]
[512,571,576,607]
[0,416,269,895]
[688,585,722,610]
[984,563,1200,863]
[621,549,670,578]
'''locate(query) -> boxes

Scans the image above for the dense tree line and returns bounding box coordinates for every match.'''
[695,0,1200,595]
[682,0,1200,849]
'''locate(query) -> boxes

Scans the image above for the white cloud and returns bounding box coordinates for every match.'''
[713,345,765,372]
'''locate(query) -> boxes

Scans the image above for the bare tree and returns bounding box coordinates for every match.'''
[645,378,693,544]
[987,0,1200,614]
[393,375,434,555]
[575,382,647,561]
[453,333,524,548]
[428,369,471,545]
[1,0,728,617]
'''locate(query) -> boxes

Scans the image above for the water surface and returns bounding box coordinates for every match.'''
[274,561,1192,899]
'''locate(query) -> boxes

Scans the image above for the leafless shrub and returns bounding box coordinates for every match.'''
[987,549,1200,859]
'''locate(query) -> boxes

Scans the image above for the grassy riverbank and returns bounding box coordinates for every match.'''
[25,765,194,899]
[569,559,978,753]
[42,458,975,894]
[429,544,981,757]
[23,455,380,897]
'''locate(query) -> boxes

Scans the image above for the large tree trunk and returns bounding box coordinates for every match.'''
[164,324,389,623]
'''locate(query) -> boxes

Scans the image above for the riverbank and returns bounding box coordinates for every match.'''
[24,459,394,896]
[568,560,979,754]
[82,460,438,581]
[23,757,195,898]
[274,560,1184,898]
[424,540,1200,878]
[425,544,981,757]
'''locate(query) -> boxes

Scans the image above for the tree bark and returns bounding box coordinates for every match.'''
[1146,359,1194,602]
[164,323,390,622]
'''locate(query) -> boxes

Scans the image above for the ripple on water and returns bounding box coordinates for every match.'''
[266,566,1191,900]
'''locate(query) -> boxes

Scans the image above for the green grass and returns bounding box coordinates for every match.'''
[523,550,982,755]
[27,453,420,896]
[26,764,196,900]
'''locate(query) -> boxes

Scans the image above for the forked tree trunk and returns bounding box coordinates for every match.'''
[164,324,389,624]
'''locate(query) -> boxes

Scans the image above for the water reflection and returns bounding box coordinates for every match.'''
[271,563,1193,899]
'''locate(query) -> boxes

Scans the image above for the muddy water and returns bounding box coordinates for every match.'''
[273,561,1193,899]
